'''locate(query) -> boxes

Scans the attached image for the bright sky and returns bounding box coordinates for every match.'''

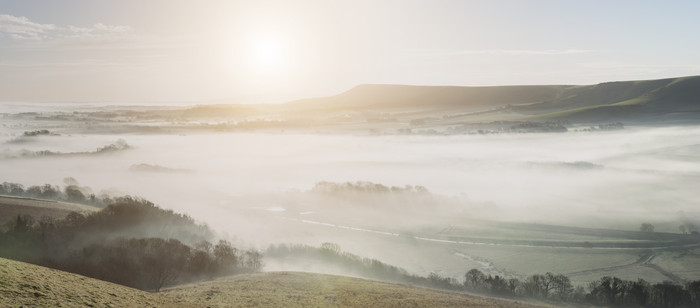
[1,0,700,103]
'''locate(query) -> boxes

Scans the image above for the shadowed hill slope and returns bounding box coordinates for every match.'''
[0,257,189,307]
[526,76,700,123]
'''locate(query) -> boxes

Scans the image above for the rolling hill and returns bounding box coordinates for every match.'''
[163,271,547,308]
[0,257,187,307]
[1,257,547,307]
[285,75,700,124]
[286,84,568,113]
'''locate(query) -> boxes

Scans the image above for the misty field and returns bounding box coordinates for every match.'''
[1,109,700,287]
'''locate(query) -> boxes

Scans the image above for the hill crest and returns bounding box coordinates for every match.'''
[286,75,700,124]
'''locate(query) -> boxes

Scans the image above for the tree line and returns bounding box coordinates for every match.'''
[1,180,115,208]
[266,243,463,292]
[0,197,261,292]
[464,268,700,308]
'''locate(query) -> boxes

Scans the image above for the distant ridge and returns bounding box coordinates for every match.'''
[286,76,700,124]
[288,84,568,111]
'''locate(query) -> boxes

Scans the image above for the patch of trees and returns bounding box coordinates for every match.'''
[0,180,118,208]
[0,139,130,159]
[93,138,130,153]
[308,181,439,212]
[641,222,655,233]
[23,129,52,136]
[311,181,429,195]
[579,122,625,131]
[59,238,261,291]
[446,120,570,135]
[464,268,700,307]
[5,130,55,144]
[0,198,260,291]
[508,121,568,133]
[464,268,580,301]
[265,243,463,291]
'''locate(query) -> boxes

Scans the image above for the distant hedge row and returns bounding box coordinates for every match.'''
[0,181,113,208]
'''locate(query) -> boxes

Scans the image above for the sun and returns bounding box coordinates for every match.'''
[256,40,280,68]
[219,20,302,88]
[244,35,290,77]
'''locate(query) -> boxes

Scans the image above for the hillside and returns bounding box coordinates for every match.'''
[286,84,568,112]
[163,271,547,308]
[284,75,700,124]
[0,195,97,225]
[0,257,188,307]
[1,257,547,307]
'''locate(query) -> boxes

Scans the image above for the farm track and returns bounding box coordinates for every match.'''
[566,253,654,277]
[567,253,685,284]
[643,262,685,284]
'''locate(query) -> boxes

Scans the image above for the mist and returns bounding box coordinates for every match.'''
[1,118,699,283]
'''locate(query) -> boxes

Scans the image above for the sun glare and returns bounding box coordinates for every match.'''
[256,40,280,68]
[243,35,290,77]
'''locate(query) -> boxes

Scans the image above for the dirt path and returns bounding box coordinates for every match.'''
[643,262,686,284]
[566,252,685,284]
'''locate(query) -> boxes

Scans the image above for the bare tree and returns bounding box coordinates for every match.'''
[640,223,655,233]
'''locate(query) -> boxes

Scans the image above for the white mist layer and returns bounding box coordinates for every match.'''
[1,124,699,282]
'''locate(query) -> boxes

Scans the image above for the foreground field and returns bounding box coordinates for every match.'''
[163,271,548,308]
[0,257,548,307]
[0,257,186,307]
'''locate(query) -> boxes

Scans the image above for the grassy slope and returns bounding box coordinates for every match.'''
[0,195,98,225]
[283,75,700,124]
[163,271,549,308]
[286,84,568,113]
[1,258,548,308]
[528,76,700,123]
[0,257,188,308]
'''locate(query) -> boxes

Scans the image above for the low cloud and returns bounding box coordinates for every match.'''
[0,14,56,40]
[0,14,133,41]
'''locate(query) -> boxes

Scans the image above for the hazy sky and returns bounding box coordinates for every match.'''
[1,0,700,103]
